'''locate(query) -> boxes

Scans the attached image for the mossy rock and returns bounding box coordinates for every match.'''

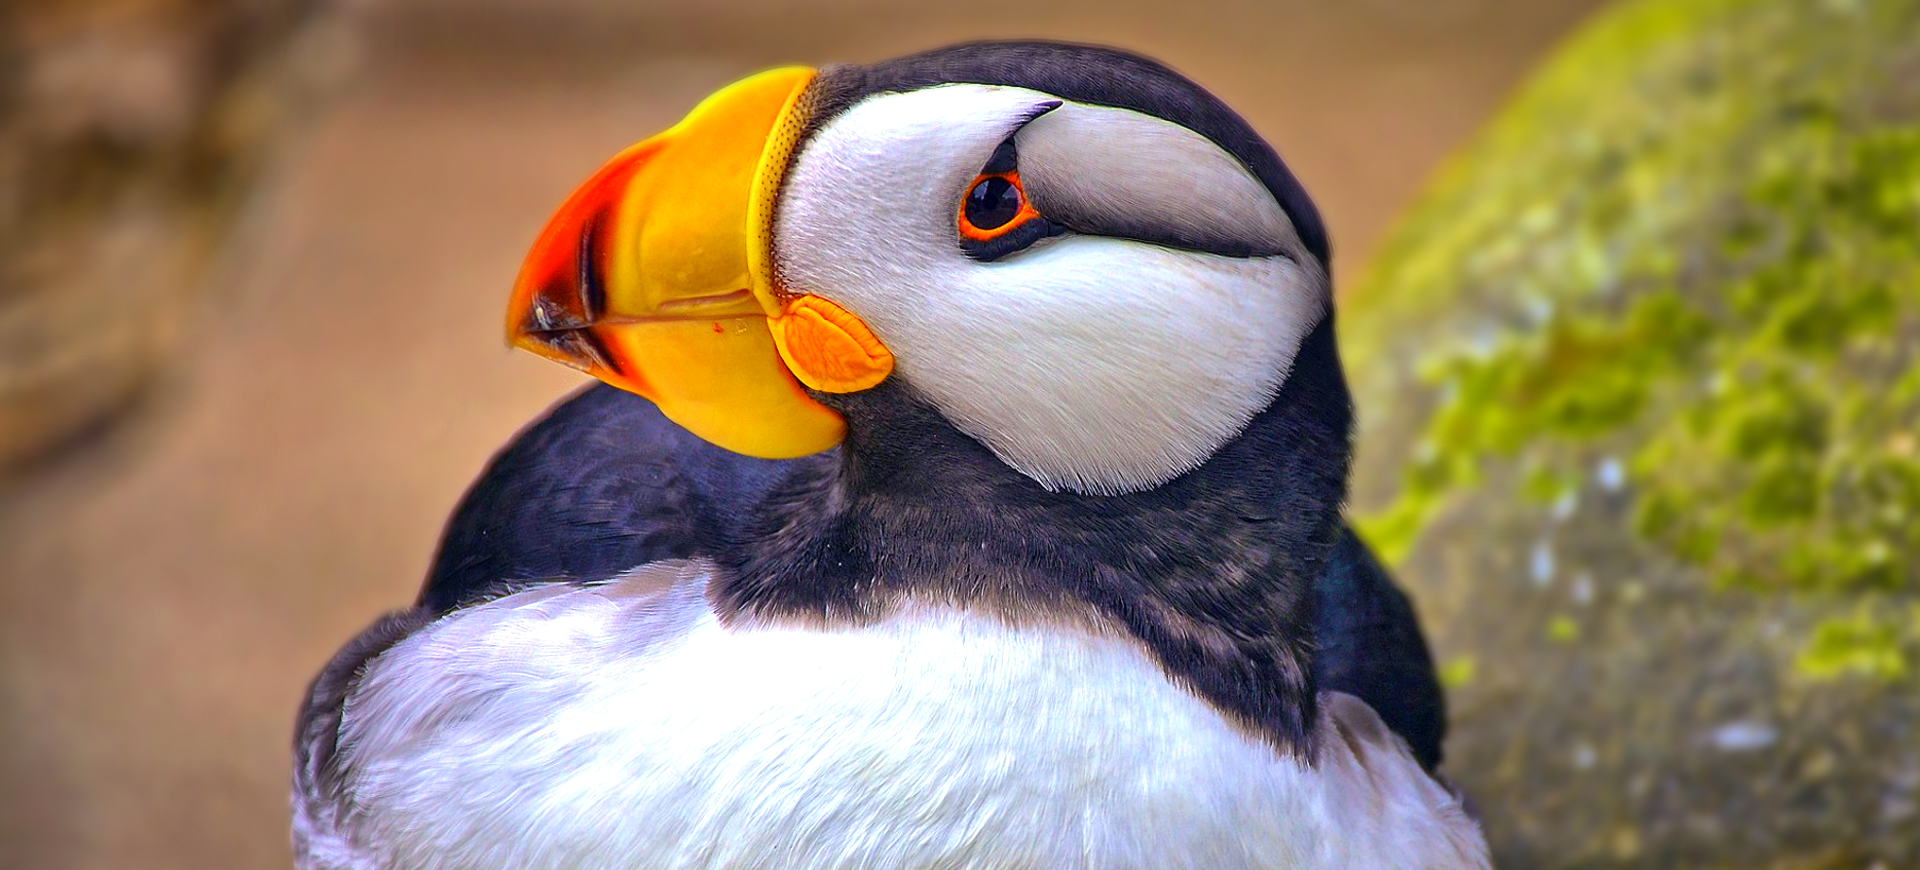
[1340,0,1920,866]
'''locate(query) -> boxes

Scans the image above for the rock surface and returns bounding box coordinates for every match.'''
[1342,0,1920,866]
[0,0,345,469]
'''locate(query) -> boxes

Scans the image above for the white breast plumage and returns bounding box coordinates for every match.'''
[309,561,1486,870]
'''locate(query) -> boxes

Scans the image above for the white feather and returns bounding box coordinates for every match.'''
[325,564,1488,870]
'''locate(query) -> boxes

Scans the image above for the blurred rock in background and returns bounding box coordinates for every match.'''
[0,0,354,470]
[1344,0,1920,866]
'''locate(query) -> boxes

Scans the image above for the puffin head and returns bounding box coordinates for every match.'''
[507,41,1342,501]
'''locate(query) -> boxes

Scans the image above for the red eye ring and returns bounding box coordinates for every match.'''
[958,170,1042,241]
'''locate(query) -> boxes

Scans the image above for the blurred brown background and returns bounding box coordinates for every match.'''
[0,1,1610,867]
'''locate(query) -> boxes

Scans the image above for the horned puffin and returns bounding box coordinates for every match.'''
[293,41,1489,869]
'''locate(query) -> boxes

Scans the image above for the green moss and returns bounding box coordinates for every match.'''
[1438,655,1479,689]
[1795,607,1913,680]
[1346,0,1920,678]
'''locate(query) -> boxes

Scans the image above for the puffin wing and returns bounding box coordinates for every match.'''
[293,606,433,869]
[1313,527,1448,770]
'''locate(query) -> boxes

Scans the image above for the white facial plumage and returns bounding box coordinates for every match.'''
[774,84,1328,495]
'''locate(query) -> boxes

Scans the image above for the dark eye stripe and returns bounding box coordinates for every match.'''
[960,216,1068,261]
[980,135,1021,175]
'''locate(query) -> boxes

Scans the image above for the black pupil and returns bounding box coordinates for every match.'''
[965,176,1022,231]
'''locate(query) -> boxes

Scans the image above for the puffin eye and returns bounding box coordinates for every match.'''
[956,168,1064,261]
[964,176,1022,231]
[958,171,1038,240]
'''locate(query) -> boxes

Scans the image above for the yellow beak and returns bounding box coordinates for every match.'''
[506,67,888,459]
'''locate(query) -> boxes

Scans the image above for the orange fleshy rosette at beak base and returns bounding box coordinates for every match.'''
[506,67,893,459]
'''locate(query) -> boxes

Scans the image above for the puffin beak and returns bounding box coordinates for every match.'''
[506,67,860,459]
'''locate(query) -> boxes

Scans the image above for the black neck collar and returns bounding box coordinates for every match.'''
[713,318,1352,754]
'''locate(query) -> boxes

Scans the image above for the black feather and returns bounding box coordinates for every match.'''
[420,382,1446,769]
[419,383,793,612]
